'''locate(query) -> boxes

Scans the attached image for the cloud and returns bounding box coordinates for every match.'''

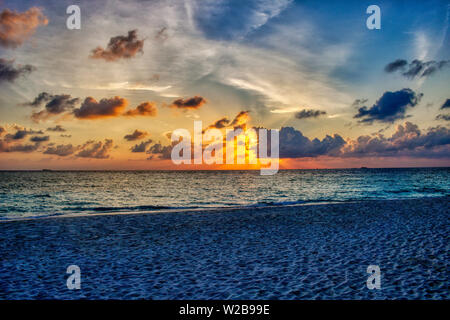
[295,109,327,119]
[209,117,230,129]
[30,135,49,142]
[170,96,207,110]
[146,142,173,160]
[124,129,148,141]
[351,99,368,108]
[155,27,168,41]
[0,126,43,152]
[76,139,114,159]
[384,59,408,73]
[0,58,34,82]
[0,7,48,48]
[26,92,79,112]
[0,126,5,136]
[440,99,450,110]
[47,125,66,132]
[279,127,345,158]
[202,111,250,133]
[74,96,128,119]
[131,139,153,153]
[90,30,144,62]
[27,92,79,121]
[43,144,77,157]
[203,117,230,132]
[27,92,51,107]
[4,127,43,141]
[384,59,450,79]
[341,122,450,158]
[0,141,40,153]
[354,88,422,124]
[145,118,450,161]
[123,102,157,116]
[229,111,250,128]
[436,114,450,121]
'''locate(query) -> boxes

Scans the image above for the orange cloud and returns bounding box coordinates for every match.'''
[73,96,128,119]
[124,102,157,117]
[229,111,250,128]
[0,7,48,48]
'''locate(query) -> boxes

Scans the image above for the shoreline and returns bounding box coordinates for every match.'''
[1,196,448,223]
[0,197,448,299]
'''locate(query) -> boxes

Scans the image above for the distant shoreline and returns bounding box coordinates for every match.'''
[1,195,448,223]
[0,166,449,172]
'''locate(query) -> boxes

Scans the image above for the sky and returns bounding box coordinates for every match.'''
[0,0,449,170]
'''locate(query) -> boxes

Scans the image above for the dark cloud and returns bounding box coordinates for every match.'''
[279,127,345,158]
[341,122,450,158]
[38,94,78,113]
[0,128,42,152]
[146,142,173,160]
[74,96,128,119]
[440,99,450,110]
[0,58,34,82]
[295,109,327,119]
[351,99,368,108]
[384,59,408,73]
[384,59,449,79]
[27,92,79,121]
[0,7,48,48]
[170,96,207,110]
[124,129,148,141]
[131,139,153,153]
[60,134,71,138]
[202,111,250,133]
[90,30,144,62]
[47,125,66,132]
[30,135,49,142]
[26,92,51,107]
[203,117,230,133]
[43,144,77,157]
[210,118,230,129]
[354,88,422,123]
[436,114,450,121]
[4,127,43,141]
[123,102,157,116]
[436,99,450,121]
[0,126,5,135]
[0,142,39,153]
[76,139,114,159]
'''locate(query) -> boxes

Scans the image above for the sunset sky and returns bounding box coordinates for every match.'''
[0,0,449,170]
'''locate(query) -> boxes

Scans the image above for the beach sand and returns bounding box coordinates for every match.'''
[0,197,448,299]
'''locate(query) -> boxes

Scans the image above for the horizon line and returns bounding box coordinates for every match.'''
[0,166,449,172]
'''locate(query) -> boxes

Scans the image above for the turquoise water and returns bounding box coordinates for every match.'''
[0,168,448,220]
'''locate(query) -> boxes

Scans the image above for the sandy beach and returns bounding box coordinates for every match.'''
[0,197,448,299]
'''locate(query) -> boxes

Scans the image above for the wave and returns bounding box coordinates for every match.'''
[251,199,340,207]
[63,204,177,213]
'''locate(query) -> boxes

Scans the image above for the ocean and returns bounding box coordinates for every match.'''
[0,167,448,220]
